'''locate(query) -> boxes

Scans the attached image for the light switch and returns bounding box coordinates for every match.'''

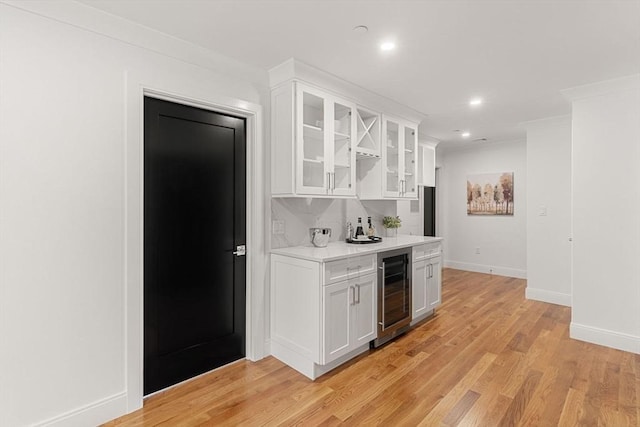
[539,206,547,216]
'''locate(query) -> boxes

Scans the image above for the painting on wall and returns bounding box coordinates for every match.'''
[467,172,514,215]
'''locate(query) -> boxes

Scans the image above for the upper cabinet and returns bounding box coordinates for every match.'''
[354,106,381,158]
[383,116,418,199]
[272,82,356,197]
[418,142,436,187]
[269,59,433,199]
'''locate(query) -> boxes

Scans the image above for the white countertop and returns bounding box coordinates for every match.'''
[271,235,443,262]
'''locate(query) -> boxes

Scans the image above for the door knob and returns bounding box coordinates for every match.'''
[233,245,246,256]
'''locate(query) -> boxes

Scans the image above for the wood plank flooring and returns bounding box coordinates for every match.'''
[104,269,640,426]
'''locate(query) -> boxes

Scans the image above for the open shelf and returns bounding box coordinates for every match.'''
[356,107,380,157]
[303,158,324,164]
[303,123,322,131]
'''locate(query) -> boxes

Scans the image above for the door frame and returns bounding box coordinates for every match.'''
[125,72,265,412]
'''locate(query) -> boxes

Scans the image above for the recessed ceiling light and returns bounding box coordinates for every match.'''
[380,41,396,51]
[353,25,368,34]
[469,98,483,107]
[461,132,471,138]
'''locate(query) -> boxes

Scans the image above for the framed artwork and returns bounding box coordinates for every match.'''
[467,172,514,215]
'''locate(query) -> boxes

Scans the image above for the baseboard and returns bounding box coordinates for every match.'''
[525,287,571,307]
[570,322,640,354]
[33,391,127,427]
[444,260,527,279]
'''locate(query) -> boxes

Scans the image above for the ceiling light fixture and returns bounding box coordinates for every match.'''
[461,132,471,138]
[380,41,396,51]
[469,98,483,107]
[353,25,368,34]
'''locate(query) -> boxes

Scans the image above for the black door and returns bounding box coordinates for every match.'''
[424,186,436,237]
[144,97,246,395]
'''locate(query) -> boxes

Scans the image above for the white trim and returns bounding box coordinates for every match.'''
[520,114,571,130]
[444,260,527,279]
[268,58,427,125]
[33,392,127,427]
[561,74,640,101]
[570,322,640,355]
[525,287,571,307]
[124,71,266,414]
[0,0,265,85]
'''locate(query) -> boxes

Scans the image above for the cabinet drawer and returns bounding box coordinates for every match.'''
[324,254,376,285]
[412,243,442,261]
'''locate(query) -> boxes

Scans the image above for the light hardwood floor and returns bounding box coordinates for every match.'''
[105,269,640,426]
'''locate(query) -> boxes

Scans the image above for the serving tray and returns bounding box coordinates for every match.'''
[345,236,383,244]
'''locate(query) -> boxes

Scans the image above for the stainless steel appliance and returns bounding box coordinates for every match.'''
[309,227,331,247]
[372,247,412,347]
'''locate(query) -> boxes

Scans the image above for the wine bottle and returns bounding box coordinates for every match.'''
[355,217,365,238]
[367,216,375,237]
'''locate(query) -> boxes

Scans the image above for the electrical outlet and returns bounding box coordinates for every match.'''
[272,220,285,235]
[475,247,480,255]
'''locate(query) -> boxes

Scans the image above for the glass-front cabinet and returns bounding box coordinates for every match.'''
[382,115,418,198]
[295,83,356,196]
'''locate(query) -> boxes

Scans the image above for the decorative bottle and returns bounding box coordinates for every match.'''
[355,217,365,239]
[367,216,375,237]
[346,221,353,241]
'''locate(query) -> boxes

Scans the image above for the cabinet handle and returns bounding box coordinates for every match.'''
[350,286,356,305]
[380,262,386,328]
[332,172,336,191]
[356,284,361,304]
[327,172,331,193]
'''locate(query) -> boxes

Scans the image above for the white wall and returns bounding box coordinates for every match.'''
[439,141,527,278]
[397,198,423,237]
[0,2,266,425]
[271,198,396,247]
[524,116,572,306]
[563,75,640,354]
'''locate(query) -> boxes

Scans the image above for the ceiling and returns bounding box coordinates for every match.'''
[78,0,640,146]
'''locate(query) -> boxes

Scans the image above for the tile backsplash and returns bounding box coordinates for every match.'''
[271,198,398,248]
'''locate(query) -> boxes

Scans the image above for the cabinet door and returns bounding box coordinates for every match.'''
[296,84,330,195]
[412,259,428,319]
[352,273,377,346]
[427,256,442,310]
[383,117,401,198]
[322,281,353,364]
[330,98,357,196]
[402,124,418,198]
[418,143,436,187]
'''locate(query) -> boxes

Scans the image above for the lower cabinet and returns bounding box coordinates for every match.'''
[323,273,376,364]
[427,256,442,310]
[412,244,442,322]
[270,253,377,379]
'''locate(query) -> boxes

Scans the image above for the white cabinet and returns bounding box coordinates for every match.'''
[412,259,429,318]
[418,143,436,187]
[427,256,442,310]
[411,243,442,322]
[383,116,418,199]
[354,105,381,158]
[270,253,377,379]
[323,273,376,364]
[271,82,357,197]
